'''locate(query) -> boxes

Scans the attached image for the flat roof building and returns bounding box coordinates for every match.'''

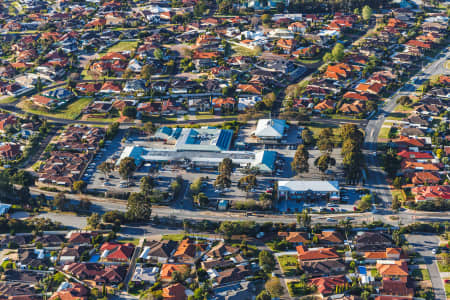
[118,145,277,173]
[278,181,340,201]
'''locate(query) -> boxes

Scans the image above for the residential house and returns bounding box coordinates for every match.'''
[301,260,346,277]
[215,265,251,286]
[278,232,309,246]
[340,101,366,114]
[411,185,450,202]
[309,275,347,297]
[316,231,344,245]
[59,245,90,264]
[364,248,405,263]
[0,143,22,161]
[100,242,134,262]
[160,263,190,281]
[379,280,414,298]
[162,283,187,300]
[49,283,88,300]
[206,242,239,259]
[376,261,409,282]
[411,172,440,185]
[140,240,177,263]
[296,246,340,263]
[212,97,236,113]
[173,238,198,264]
[392,136,425,150]
[355,232,392,252]
[314,99,336,112]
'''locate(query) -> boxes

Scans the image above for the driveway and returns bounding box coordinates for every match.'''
[406,234,446,300]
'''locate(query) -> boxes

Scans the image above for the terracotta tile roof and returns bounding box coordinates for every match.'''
[393,136,425,148]
[160,264,189,281]
[297,246,340,261]
[162,283,186,300]
[309,275,346,295]
[412,185,450,201]
[401,160,439,172]
[343,92,370,101]
[318,231,344,244]
[397,150,433,160]
[49,283,88,300]
[314,99,336,111]
[411,172,441,185]
[376,260,408,277]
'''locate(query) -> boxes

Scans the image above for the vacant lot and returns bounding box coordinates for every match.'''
[18,97,93,120]
[103,41,138,54]
[278,255,298,276]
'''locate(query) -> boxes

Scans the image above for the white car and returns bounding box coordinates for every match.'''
[431,249,436,255]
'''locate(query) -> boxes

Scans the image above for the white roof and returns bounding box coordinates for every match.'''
[254,119,287,139]
[278,181,339,193]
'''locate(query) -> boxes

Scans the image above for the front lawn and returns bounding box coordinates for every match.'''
[412,268,430,281]
[445,279,450,296]
[438,261,450,272]
[278,255,298,276]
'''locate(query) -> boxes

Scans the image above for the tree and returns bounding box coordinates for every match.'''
[331,43,344,61]
[141,64,154,80]
[323,52,333,62]
[392,195,401,211]
[35,77,43,92]
[297,209,311,229]
[98,161,113,177]
[261,14,272,25]
[263,92,276,109]
[214,174,231,189]
[256,290,271,300]
[143,122,156,135]
[140,176,154,196]
[362,5,373,22]
[301,128,313,145]
[190,177,203,195]
[383,148,401,178]
[194,192,209,207]
[265,277,284,297]
[218,158,233,178]
[314,154,335,173]
[238,174,257,193]
[127,192,152,221]
[87,213,101,229]
[259,250,276,272]
[319,128,333,140]
[154,48,164,61]
[79,197,92,211]
[123,106,137,118]
[357,194,373,211]
[119,157,136,181]
[72,180,86,194]
[317,137,333,153]
[392,177,403,189]
[397,95,411,106]
[291,145,309,175]
[53,192,68,211]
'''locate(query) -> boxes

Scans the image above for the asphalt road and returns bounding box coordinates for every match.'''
[363,46,450,210]
[406,234,446,300]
